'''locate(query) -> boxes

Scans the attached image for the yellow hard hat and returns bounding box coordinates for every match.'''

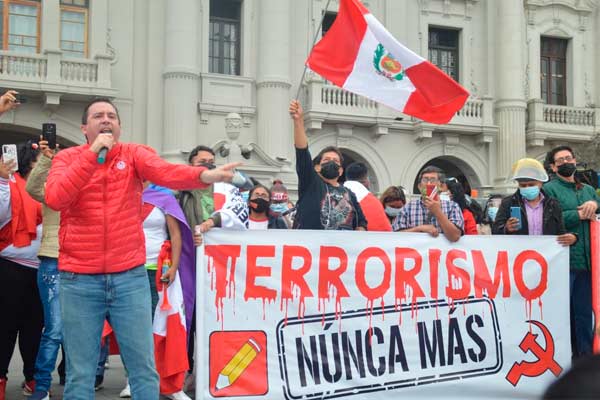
[510,158,548,182]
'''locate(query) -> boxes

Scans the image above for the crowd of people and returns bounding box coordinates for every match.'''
[0,93,597,399]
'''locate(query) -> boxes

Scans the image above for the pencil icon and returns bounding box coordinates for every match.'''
[215,338,261,390]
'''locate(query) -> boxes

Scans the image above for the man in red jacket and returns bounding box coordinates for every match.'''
[44,98,239,400]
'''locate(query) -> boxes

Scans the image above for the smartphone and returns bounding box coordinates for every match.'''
[426,183,439,200]
[160,265,170,283]
[13,94,27,104]
[2,144,18,173]
[42,123,57,149]
[510,206,522,230]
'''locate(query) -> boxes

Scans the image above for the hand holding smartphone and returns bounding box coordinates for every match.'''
[2,144,18,173]
[42,123,57,149]
[425,183,439,201]
[510,206,522,230]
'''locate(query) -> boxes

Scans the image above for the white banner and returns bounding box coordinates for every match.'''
[196,230,570,399]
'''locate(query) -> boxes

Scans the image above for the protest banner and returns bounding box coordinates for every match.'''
[196,230,570,399]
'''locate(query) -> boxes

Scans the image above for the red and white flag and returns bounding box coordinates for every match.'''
[153,271,189,395]
[307,0,469,124]
[344,180,392,232]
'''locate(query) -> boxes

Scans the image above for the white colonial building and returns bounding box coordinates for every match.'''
[0,0,599,196]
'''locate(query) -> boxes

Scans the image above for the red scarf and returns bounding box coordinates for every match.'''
[0,174,42,251]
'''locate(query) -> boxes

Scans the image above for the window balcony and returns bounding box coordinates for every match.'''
[0,50,116,106]
[303,74,496,144]
[526,99,599,146]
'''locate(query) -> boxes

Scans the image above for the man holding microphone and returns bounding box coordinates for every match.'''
[44,98,239,399]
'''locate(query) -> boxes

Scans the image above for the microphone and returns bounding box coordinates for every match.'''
[97,147,108,164]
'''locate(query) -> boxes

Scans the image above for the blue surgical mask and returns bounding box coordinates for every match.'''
[270,203,288,214]
[385,206,402,217]
[487,206,498,221]
[519,186,540,201]
[240,191,249,203]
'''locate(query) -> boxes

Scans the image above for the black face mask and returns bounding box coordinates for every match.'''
[320,161,340,180]
[557,163,576,177]
[249,198,270,213]
[198,162,216,170]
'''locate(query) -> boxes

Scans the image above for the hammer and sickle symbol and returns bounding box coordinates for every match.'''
[506,320,563,386]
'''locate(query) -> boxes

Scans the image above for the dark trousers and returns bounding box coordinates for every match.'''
[570,270,593,358]
[187,306,195,373]
[0,259,44,380]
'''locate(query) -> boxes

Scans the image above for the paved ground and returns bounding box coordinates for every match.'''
[5,353,196,399]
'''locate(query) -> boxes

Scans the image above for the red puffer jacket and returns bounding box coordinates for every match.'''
[45,143,207,274]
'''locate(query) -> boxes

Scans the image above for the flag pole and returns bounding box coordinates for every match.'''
[295,0,333,100]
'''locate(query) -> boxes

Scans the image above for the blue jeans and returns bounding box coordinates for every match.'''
[96,336,109,378]
[60,265,159,400]
[569,270,593,357]
[33,257,62,392]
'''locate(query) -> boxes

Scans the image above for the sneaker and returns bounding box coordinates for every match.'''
[22,380,36,396]
[0,377,6,400]
[119,383,131,398]
[94,376,104,391]
[29,391,50,400]
[164,391,192,400]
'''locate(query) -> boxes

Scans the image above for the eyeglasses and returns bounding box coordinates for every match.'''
[553,156,574,165]
[420,177,439,184]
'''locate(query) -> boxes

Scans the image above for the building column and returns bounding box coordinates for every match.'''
[162,0,201,161]
[41,0,61,84]
[256,0,292,160]
[494,0,527,185]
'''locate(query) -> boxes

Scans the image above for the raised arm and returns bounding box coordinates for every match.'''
[289,100,308,149]
[25,141,54,203]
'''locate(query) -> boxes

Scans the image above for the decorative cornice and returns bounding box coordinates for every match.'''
[256,81,292,90]
[525,0,596,14]
[163,71,200,80]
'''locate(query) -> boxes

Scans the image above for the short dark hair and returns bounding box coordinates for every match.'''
[188,145,215,164]
[418,166,445,183]
[345,162,368,181]
[81,98,120,125]
[314,146,344,165]
[547,145,574,165]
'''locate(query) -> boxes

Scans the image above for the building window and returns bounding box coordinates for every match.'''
[322,12,337,37]
[0,0,41,53]
[541,37,567,105]
[60,0,87,58]
[428,27,459,82]
[209,0,241,75]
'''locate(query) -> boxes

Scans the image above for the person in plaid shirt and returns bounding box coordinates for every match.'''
[392,166,463,242]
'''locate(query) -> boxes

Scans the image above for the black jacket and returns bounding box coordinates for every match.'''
[492,189,566,235]
[268,215,288,229]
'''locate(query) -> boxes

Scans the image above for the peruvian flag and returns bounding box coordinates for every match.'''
[307,0,469,124]
[153,270,189,394]
[343,180,392,232]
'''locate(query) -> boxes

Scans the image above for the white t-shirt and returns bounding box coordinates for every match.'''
[248,216,269,230]
[143,206,167,265]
